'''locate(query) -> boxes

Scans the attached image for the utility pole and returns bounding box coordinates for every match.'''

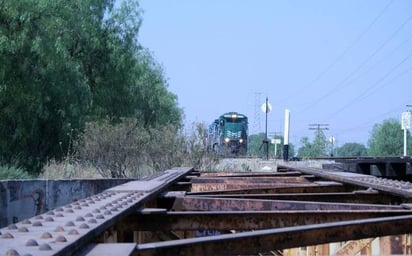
[261,97,272,160]
[402,105,412,156]
[283,109,290,161]
[308,124,329,132]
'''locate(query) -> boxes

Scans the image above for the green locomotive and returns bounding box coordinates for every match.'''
[208,112,248,156]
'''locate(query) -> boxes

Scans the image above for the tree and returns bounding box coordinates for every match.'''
[0,0,182,174]
[367,119,411,156]
[336,143,367,157]
[0,0,93,171]
[297,128,328,158]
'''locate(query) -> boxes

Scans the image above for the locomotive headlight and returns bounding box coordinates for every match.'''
[239,139,244,143]
[224,138,230,143]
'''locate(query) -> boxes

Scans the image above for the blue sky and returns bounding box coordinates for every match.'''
[136,0,412,148]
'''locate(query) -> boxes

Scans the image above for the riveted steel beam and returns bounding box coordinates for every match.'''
[136,214,412,256]
[130,210,412,231]
[187,183,358,195]
[187,191,400,204]
[172,196,403,211]
[0,168,193,256]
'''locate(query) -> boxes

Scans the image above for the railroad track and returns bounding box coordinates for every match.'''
[1,164,412,255]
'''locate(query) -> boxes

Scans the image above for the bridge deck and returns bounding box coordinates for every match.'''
[2,164,412,255]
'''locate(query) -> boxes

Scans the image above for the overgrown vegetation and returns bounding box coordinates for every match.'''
[0,0,182,175]
[0,165,32,180]
[40,121,219,178]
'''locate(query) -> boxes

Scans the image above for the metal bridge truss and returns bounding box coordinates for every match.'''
[2,165,412,255]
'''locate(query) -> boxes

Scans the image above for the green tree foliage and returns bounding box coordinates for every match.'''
[0,0,182,174]
[336,143,367,157]
[367,119,411,156]
[297,129,328,158]
[0,0,93,171]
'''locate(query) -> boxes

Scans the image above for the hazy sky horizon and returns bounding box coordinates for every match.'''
[136,0,412,148]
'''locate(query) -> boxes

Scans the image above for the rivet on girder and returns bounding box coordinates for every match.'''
[55,235,67,242]
[8,224,18,230]
[65,221,75,227]
[32,221,42,227]
[41,232,53,239]
[92,209,101,213]
[79,223,90,229]
[88,219,97,224]
[65,209,74,213]
[21,220,31,225]
[34,216,43,220]
[54,226,65,232]
[38,243,52,251]
[18,227,29,232]
[45,217,54,222]
[68,229,79,235]
[85,213,93,217]
[5,249,20,256]
[25,239,38,246]
[56,213,64,217]
[96,215,104,219]
[75,216,85,222]
[2,232,14,239]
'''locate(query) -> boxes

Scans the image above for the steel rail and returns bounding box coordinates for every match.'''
[279,165,412,198]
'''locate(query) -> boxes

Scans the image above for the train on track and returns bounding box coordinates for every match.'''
[208,112,248,156]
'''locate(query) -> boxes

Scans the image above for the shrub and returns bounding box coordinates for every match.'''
[0,165,33,180]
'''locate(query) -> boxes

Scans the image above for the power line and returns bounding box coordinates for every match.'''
[284,0,394,104]
[325,55,412,120]
[297,12,412,115]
